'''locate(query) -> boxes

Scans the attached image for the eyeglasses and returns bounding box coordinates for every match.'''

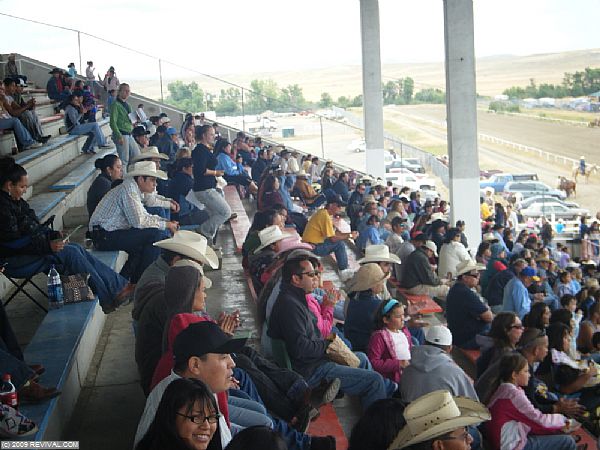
[510,324,524,330]
[176,412,221,424]
[464,272,480,278]
[298,270,319,278]
[439,427,470,443]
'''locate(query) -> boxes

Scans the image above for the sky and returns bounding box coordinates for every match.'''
[1,0,599,81]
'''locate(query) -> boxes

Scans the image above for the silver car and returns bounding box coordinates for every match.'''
[520,202,589,220]
[503,181,566,201]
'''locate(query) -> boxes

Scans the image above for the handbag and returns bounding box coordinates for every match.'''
[325,334,360,368]
[60,273,95,304]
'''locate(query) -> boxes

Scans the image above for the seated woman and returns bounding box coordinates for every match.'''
[214,139,257,195]
[168,157,209,227]
[523,302,551,331]
[355,214,384,251]
[578,301,600,356]
[136,377,222,450]
[486,353,577,450]
[259,175,285,212]
[248,225,292,293]
[367,299,411,384]
[242,209,285,267]
[345,263,389,352]
[477,312,524,377]
[0,157,132,313]
[86,154,123,217]
[293,171,325,209]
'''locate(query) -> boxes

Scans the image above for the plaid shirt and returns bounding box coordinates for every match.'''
[89,178,166,231]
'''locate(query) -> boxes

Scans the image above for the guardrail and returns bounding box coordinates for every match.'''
[478,108,589,127]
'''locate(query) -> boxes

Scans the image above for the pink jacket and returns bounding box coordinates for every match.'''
[367,328,412,384]
[486,383,566,450]
[306,294,334,338]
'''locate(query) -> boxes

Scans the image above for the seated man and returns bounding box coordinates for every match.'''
[3,78,50,144]
[130,146,177,205]
[64,92,111,154]
[0,85,42,151]
[46,68,71,111]
[89,161,178,283]
[400,240,450,299]
[302,196,357,281]
[446,260,493,349]
[293,171,326,209]
[167,157,209,227]
[502,266,542,320]
[268,254,394,411]
[131,125,150,152]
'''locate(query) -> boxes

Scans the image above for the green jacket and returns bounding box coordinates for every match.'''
[109,99,133,140]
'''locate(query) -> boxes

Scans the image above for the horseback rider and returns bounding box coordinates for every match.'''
[580,156,586,175]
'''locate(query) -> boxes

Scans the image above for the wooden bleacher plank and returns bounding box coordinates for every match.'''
[388,278,443,314]
[307,404,348,449]
[573,427,597,449]
[50,147,116,190]
[223,185,251,253]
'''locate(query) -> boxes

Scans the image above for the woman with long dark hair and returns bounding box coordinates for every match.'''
[260,175,284,212]
[477,312,524,377]
[136,378,222,450]
[86,154,123,216]
[214,139,258,194]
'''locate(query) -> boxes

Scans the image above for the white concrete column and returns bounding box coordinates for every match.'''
[360,0,385,179]
[443,0,481,252]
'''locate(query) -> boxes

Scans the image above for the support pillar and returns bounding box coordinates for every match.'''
[360,0,385,178]
[443,0,481,251]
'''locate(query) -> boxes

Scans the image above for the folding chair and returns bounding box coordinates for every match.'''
[2,273,48,313]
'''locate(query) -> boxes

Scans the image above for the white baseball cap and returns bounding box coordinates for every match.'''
[425,325,452,346]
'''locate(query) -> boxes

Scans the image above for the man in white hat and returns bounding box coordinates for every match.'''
[389,389,489,449]
[248,225,293,291]
[446,260,492,349]
[89,161,179,283]
[400,240,450,299]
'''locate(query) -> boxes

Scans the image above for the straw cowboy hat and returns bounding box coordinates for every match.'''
[254,225,294,254]
[425,212,448,224]
[585,278,600,289]
[358,244,400,265]
[346,263,389,293]
[388,390,490,449]
[362,194,377,205]
[171,259,212,289]
[131,146,169,163]
[125,161,167,180]
[455,259,485,277]
[154,230,219,269]
[276,235,313,255]
[296,169,309,178]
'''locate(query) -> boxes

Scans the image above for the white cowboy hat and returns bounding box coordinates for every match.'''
[358,244,401,265]
[455,259,485,277]
[482,232,498,242]
[154,230,219,269]
[388,390,490,449]
[346,263,389,293]
[171,259,212,289]
[131,146,169,163]
[424,240,438,257]
[296,169,309,178]
[425,212,448,224]
[125,161,167,179]
[362,194,377,205]
[254,225,294,254]
[566,261,580,269]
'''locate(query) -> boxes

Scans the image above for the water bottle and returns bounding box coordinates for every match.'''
[47,264,64,309]
[0,374,18,408]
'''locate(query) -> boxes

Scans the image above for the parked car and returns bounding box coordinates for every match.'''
[347,139,366,153]
[479,173,539,193]
[520,202,590,220]
[402,158,425,174]
[503,181,567,202]
[385,173,421,191]
[516,195,580,211]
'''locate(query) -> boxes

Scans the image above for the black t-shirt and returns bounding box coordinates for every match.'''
[192,143,217,191]
[446,282,488,346]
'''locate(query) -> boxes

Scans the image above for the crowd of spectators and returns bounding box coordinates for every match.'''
[2,55,599,449]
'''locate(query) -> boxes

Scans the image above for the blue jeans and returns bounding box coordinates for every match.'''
[2,243,128,310]
[113,134,139,171]
[0,117,36,148]
[312,239,349,270]
[306,356,388,411]
[228,395,272,428]
[93,228,169,283]
[0,348,34,389]
[523,434,576,450]
[70,122,106,152]
[194,189,231,240]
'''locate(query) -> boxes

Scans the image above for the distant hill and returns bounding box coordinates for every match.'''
[132,48,600,102]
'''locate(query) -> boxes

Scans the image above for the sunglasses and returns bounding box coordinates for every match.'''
[298,270,319,278]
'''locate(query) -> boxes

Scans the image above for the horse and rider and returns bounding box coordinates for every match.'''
[573,156,598,182]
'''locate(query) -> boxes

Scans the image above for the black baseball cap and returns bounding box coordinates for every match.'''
[132,126,150,137]
[173,322,247,364]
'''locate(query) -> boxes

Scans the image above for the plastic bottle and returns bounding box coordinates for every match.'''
[47,264,64,309]
[0,374,18,408]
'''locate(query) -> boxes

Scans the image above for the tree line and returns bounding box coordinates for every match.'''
[164,77,446,115]
[502,67,600,99]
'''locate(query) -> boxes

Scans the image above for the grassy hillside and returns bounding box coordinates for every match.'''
[132,48,600,102]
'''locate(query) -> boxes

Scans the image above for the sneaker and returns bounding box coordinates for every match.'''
[339,268,354,282]
[99,144,113,149]
[19,380,61,404]
[38,135,51,144]
[23,142,43,150]
[0,403,37,438]
[319,378,341,405]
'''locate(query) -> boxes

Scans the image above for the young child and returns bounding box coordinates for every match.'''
[486,353,577,450]
[555,272,575,298]
[367,299,412,384]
